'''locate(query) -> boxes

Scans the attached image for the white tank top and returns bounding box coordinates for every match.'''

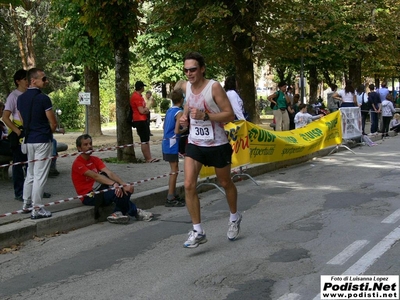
[186,80,229,147]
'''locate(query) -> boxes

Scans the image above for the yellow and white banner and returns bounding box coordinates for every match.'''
[200,111,342,178]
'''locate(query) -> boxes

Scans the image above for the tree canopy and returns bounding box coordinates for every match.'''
[1,0,400,151]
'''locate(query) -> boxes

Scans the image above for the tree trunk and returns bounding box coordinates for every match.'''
[10,6,27,69]
[26,25,36,69]
[349,58,362,89]
[308,65,318,103]
[9,4,37,69]
[115,38,136,162]
[84,66,102,136]
[162,83,167,98]
[231,36,256,123]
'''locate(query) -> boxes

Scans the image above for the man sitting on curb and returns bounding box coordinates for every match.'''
[71,134,153,224]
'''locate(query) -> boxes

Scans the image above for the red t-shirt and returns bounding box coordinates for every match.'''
[130,91,147,121]
[71,155,106,200]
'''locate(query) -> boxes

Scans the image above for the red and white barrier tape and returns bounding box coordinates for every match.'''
[0,170,184,218]
[0,134,188,169]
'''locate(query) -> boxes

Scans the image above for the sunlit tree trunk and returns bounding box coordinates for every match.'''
[9,3,37,69]
[84,66,102,136]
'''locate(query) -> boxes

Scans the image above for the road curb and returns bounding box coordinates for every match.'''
[0,137,374,249]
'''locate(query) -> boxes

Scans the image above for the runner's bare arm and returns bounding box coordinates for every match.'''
[180,103,189,127]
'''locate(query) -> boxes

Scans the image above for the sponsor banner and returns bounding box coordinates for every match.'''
[199,120,251,178]
[247,110,342,164]
[340,107,362,140]
[321,275,399,299]
[199,111,342,178]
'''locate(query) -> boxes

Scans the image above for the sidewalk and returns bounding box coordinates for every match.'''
[0,123,385,249]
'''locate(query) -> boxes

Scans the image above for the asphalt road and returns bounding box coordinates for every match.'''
[0,137,399,300]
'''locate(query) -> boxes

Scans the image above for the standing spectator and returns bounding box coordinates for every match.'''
[377,81,389,132]
[356,84,369,135]
[381,93,396,138]
[3,69,29,201]
[267,82,290,131]
[287,97,297,130]
[3,69,51,201]
[174,80,188,156]
[368,84,381,136]
[130,81,160,163]
[292,94,300,112]
[377,81,390,103]
[286,86,294,105]
[17,68,56,219]
[145,90,163,130]
[327,84,340,112]
[395,93,400,108]
[224,75,246,120]
[71,134,153,223]
[288,97,298,130]
[162,89,186,207]
[332,80,357,107]
[179,52,241,248]
[0,101,12,155]
[294,103,323,129]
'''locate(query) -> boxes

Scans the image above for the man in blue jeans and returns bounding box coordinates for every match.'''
[71,134,153,223]
[368,84,381,136]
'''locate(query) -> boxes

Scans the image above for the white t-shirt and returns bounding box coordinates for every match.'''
[226,90,245,120]
[5,89,23,121]
[338,90,355,103]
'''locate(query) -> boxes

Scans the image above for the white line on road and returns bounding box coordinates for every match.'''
[327,240,369,265]
[313,226,400,300]
[342,226,400,275]
[381,209,400,224]
[276,293,301,300]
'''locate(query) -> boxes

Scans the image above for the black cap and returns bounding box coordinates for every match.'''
[135,81,146,90]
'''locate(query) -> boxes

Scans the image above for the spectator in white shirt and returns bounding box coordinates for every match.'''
[224,76,246,120]
[294,103,323,129]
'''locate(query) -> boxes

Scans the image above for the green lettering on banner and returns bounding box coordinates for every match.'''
[308,140,322,151]
[248,128,276,143]
[299,127,323,142]
[250,146,275,158]
[325,119,338,130]
[280,147,305,156]
[225,125,240,142]
[326,131,339,141]
[280,136,298,144]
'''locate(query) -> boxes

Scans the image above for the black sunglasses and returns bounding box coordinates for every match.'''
[183,67,198,74]
[41,76,47,82]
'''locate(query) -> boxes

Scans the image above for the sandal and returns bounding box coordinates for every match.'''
[146,158,160,163]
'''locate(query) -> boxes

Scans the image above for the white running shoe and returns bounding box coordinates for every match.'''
[31,207,52,219]
[107,211,130,224]
[183,230,207,248]
[227,212,242,241]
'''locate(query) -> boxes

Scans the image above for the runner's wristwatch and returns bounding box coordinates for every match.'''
[203,112,209,121]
